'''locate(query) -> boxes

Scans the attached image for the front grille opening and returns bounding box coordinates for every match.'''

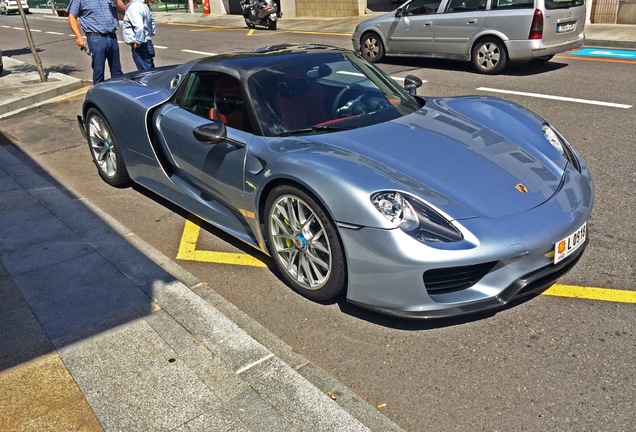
[424,261,498,294]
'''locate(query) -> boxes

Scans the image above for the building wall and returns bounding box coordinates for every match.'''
[295,0,364,17]
[617,0,636,23]
[592,0,620,23]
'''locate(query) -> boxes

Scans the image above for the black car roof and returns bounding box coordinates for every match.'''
[190,44,351,75]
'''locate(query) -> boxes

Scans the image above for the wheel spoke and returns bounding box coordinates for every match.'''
[294,199,309,228]
[106,152,117,175]
[306,248,329,272]
[284,199,301,230]
[272,211,294,236]
[308,228,329,255]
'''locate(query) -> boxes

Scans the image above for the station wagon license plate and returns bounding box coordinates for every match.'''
[554,222,586,264]
[557,21,577,33]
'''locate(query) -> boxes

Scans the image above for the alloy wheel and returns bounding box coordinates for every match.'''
[269,194,332,290]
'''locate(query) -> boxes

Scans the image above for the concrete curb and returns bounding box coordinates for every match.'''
[0,58,86,119]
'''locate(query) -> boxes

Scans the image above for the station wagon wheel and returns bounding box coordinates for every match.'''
[265,185,346,302]
[472,37,507,74]
[85,108,131,187]
[360,32,385,63]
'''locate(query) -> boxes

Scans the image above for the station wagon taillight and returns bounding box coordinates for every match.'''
[529,9,544,39]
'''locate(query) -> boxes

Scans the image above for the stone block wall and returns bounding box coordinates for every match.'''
[592,0,620,23]
[295,0,365,17]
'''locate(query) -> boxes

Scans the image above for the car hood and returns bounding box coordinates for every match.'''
[306,97,566,220]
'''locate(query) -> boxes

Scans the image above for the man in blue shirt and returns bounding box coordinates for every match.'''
[67,0,126,84]
[122,0,156,71]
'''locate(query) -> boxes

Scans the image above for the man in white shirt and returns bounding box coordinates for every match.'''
[122,0,156,71]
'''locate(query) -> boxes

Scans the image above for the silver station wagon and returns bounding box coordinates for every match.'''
[352,0,585,74]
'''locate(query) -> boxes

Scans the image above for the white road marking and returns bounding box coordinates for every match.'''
[477,87,632,109]
[45,31,65,35]
[182,49,217,56]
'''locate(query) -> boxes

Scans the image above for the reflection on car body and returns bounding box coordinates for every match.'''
[77,44,594,318]
[352,0,586,73]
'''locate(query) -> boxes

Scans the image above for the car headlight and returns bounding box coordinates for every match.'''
[542,124,563,153]
[542,123,581,172]
[371,192,463,243]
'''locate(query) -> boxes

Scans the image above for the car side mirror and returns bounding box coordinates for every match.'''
[395,8,404,18]
[404,75,423,96]
[193,122,227,144]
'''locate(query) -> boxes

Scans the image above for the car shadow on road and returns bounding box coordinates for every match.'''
[336,292,547,329]
[382,57,569,76]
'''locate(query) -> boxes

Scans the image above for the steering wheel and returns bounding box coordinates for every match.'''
[331,84,366,118]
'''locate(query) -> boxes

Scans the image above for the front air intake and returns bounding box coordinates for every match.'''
[424,261,498,294]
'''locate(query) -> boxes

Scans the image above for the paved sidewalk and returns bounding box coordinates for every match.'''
[1,9,634,432]
[0,111,401,430]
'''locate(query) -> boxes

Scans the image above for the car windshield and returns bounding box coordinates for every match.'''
[245,52,420,137]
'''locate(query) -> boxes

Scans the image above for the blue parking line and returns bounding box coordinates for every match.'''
[570,48,636,59]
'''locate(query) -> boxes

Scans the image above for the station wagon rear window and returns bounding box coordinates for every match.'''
[545,0,584,9]
[492,0,533,9]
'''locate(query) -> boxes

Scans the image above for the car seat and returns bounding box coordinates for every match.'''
[274,70,329,131]
[208,75,248,131]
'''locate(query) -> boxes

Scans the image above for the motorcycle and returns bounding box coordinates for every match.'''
[240,0,279,30]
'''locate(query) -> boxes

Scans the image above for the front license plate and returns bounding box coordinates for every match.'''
[557,22,576,33]
[554,222,587,264]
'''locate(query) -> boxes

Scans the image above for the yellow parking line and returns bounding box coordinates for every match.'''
[176,218,267,267]
[176,218,635,304]
[544,284,636,303]
[53,87,88,103]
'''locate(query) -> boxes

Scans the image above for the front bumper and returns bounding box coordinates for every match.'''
[348,240,587,319]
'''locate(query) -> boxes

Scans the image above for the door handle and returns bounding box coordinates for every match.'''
[423,21,433,26]
[467,19,477,24]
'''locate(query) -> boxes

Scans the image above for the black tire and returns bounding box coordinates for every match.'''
[360,32,385,63]
[244,18,255,28]
[85,108,131,187]
[265,185,346,302]
[471,37,508,74]
[267,17,277,30]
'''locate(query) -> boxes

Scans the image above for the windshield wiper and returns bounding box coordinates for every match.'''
[277,124,356,137]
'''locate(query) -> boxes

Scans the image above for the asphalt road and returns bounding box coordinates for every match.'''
[2,14,635,432]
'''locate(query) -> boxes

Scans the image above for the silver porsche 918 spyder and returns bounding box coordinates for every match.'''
[78,44,594,319]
